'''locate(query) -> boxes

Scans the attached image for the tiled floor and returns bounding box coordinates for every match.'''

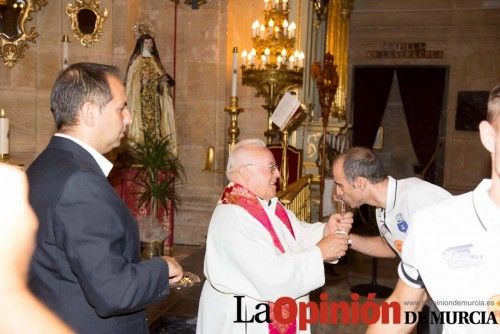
[149,244,403,334]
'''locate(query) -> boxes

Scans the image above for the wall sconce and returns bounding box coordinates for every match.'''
[203,146,225,174]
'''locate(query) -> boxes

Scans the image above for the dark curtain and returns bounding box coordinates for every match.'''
[352,67,394,147]
[396,68,446,182]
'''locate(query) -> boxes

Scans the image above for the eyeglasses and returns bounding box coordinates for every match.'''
[243,163,279,172]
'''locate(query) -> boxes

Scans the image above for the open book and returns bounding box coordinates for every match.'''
[271,92,302,131]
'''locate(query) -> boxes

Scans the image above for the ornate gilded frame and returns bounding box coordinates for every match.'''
[0,0,48,68]
[66,0,108,47]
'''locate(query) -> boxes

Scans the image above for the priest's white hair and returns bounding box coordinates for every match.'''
[226,138,266,181]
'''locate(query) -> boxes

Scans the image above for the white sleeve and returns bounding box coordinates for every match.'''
[204,205,325,303]
[398,211,425,289]
[286,209,325,250]
[287,214,341,264]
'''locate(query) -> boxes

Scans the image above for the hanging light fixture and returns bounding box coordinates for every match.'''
[241,0,305,143]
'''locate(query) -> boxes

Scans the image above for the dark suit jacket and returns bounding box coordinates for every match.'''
[27,137,169,334]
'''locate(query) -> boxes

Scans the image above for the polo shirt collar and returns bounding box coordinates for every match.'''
[472,179,500,231]
[385,176,397,212]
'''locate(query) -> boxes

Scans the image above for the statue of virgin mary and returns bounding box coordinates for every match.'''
[125,22,177,154]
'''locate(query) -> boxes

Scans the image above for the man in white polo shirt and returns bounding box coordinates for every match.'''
[367,85,500,333]
[332,147,451,260]
[333,147,451,334]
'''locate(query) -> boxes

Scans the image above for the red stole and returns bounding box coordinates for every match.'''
[218,183,297,334]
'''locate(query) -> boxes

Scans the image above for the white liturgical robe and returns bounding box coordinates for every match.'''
[197,197,326,334]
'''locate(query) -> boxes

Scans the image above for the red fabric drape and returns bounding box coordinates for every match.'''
[108,167,174,251]
[352,67,395,147]
[396,67,446,182]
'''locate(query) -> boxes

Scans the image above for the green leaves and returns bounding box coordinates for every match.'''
[129,130,185,213]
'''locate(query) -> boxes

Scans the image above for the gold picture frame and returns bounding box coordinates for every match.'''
[66,0,108,47]
[0,0,48,68]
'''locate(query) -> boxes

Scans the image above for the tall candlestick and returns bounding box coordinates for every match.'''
[62,35,70,70]
[231,47,238,97]
[0,109,9,157]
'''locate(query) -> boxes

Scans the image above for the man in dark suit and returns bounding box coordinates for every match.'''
[27,63,183,334]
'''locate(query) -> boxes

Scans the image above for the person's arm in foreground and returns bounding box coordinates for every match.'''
[366,279,427,334]
[0,164,73,334]
[350,234,396,258]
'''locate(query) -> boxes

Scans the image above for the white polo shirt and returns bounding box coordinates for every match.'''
[399,179,500,333]
[376,176,451,256]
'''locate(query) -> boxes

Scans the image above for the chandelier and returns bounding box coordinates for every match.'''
[241,0,306,144]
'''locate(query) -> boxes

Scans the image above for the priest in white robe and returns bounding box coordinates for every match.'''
[197,138,353,334]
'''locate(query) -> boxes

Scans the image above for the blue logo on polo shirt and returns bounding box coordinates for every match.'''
[396,213,408,233]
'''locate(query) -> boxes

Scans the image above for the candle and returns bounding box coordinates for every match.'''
[252,20,259,37]
[268,19,274,34]
[259,24,266,39]
[241,50,248,66]
[0,109,9,156]
[264,0,269,10]
[282,0,288,10]
[298,51,305,67]
[281,48,287,58]
[289,55,295,69]
[231,47,238,97]
[277,55,282,68]
[282,19,289,36]
[62,35,70,70]
[289,21,296,38]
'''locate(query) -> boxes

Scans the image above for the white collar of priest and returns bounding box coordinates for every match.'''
[141,50,152,57]
[257,196,278,208]
[54,133,113,177]
[472,179,500,231]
